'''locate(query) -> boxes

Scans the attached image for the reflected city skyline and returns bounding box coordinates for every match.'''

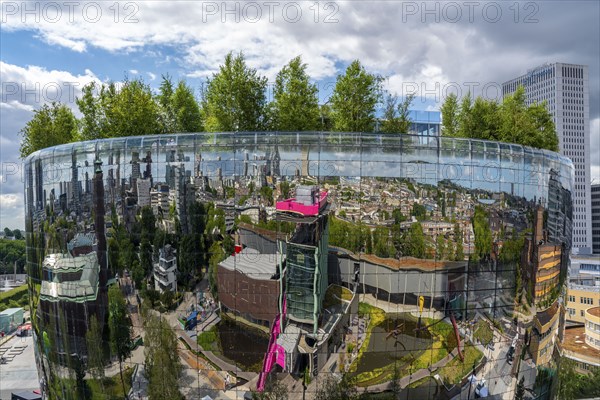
[24,132,573,399]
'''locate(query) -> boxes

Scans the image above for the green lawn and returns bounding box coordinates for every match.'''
[350,303,387,381]
[197,325,220,352]
[0,284,29,312]
[87,367,135,400]
[473,319,494,346]
[351,306,454,387]
[355,362,404,387]
[438,344,484,385]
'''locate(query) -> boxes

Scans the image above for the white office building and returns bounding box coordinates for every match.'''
[593,184,600,254]
[136,178,152,208]
[503,63,592,253]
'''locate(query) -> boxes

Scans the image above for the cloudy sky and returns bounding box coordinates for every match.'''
[1,0,599,229]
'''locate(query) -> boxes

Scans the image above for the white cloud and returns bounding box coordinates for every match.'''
[129,69,139,74]
[147,72,157,81]
[0,100,33,113]
[0,62,103,229]
[0,61,99,111]
[1,1,597,115]
[0,193,25,230]
[0,194,20,208]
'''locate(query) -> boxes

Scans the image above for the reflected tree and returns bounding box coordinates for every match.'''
[85,315,105,391]
[314,373,358,400]
[144,313,183,400]
[108,285,133,396]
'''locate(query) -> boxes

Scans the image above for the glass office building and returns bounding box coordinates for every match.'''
[24,132,573,399]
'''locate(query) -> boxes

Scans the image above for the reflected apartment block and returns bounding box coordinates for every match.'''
[153,244,177,292]
[566,255,600,323]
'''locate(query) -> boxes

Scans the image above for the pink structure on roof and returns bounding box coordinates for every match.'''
[276,188,328,216]
[257,299,287,391]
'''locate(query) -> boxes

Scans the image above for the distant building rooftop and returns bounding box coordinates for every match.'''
[536,302,559,328]
[40,253,99,302]
[238,222,288,243]
[219,248,280,280]
[0,307,23,316]
[563,326,600,367]
[356,253,467,272]
[568,282,600,293]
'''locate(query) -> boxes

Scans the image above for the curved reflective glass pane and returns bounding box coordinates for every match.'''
[24,133,574,400]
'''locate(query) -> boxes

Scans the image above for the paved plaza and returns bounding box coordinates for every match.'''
[0,335,40,400]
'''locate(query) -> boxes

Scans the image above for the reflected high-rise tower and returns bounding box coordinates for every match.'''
[93,159,108,297]
[503,63,592,253]
[70,152,80,214]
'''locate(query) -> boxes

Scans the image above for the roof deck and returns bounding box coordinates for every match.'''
[276,191,328,217]
[219,247,280,280]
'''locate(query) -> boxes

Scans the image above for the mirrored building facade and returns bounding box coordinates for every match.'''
[24,132,573,399]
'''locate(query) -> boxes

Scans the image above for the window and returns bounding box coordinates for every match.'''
[580,297,594,305]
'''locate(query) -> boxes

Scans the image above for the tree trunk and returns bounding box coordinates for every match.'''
[119,359,128,399]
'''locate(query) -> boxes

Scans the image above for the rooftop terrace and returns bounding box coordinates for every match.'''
[219,248,280,280]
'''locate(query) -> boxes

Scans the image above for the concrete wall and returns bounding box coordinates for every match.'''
[329,252,463,310]
[217,264,279,326]
[238,227,282,255]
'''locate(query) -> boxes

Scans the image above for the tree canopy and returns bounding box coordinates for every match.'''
[272,56,320,131]
[77,79,161,140]
[202,51,268,132]
[440,86,559,151]
[19,56,560,158]
[330,60,382,132]
[108,285,133,395]
[380,92,415,133]
[144,312,183,400]
[0,238,26,274]
[20,102,77,158]
[165,78,204,133]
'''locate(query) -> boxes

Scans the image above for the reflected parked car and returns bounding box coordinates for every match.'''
[507,345,515,364]
[474,378,488,398]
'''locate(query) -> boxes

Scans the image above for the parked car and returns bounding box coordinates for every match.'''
[474,378,489,398]
[507,345,515,364]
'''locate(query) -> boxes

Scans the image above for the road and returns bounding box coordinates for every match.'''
[0,335,40,400]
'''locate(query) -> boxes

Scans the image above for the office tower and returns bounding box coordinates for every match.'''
[503,63,592,253]
[136,178,152,208]
[593,184,600,254]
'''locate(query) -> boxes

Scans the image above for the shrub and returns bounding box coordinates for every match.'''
[0,284,28,312]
